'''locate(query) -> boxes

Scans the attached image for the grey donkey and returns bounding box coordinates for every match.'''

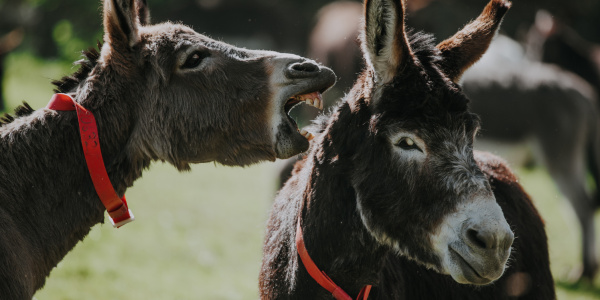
[0,0,335,298]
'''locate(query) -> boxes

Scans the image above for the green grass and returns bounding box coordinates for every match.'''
[2,52,600,299]
[34,162,278,300]
[517,168,600,300]
[3,52,72,111]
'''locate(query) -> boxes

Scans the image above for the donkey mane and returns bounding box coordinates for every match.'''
[406,30,441,68]
[0,43,101,128]
[0,102,34,126]
[52,42,102,94]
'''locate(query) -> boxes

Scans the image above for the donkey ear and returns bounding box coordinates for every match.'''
[136,0,151,26]
[103,0,141,49]
[436,0,511,83]
[361,0,411,85]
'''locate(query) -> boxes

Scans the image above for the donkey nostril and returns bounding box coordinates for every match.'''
[467,229,492,249]
[291,62,320,73]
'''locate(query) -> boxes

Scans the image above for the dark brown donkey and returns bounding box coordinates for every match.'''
[0,0,335,298]
[260,0,525,298]
[300,1,588,284]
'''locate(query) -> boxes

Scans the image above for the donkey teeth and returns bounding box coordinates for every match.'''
[316,92,324,110]
[294,91,324,110]
[299,129,314,141]
[305,98,323,110]
[314,98,323,110]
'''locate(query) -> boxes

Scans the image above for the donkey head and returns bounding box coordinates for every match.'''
[92,0,335,169]
[347,0,513,285]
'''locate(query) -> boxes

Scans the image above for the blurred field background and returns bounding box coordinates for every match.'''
[2,0,600,299]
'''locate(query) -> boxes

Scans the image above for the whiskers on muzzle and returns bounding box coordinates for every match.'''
[431,195,514,285]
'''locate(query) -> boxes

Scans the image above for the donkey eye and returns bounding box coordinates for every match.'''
[182,51,209,69]
[396,138,421,151]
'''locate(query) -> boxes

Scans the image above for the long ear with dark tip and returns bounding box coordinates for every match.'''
[436,0,511,83]
[361,0,411,85]
[103,0,141,49]
[136,0,151,26]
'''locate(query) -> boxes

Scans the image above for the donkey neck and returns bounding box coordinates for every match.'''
[77,67,152,189]
[294,104,389,297]
[0,91,145,289]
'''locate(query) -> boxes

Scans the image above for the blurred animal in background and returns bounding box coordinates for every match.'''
[465,6,600,281]
[525,10,600,99]
[463,34,600,281]
[285,1,364,129]
[261,0,554,299]
[405,0,600,46]
[308,1,364,109]
[524,15,600,278]
[0,0,336,298]
[280,0,600,282]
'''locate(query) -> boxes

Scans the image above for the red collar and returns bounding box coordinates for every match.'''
[296,218,372,300]
[47,93,134,228]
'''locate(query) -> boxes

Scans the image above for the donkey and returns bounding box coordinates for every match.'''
[291,0,593,283]
[0,0,335,298]
[260,0,524,298]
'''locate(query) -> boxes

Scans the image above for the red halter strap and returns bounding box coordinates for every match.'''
[47,93,134,228]
[295,218,372,300]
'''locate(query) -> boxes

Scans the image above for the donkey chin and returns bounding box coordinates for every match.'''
[430,195,515,285]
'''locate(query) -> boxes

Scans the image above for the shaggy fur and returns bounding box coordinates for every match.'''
[372,152,555,299]
[52,43,102,95]
[0,102,34,126]
[0,0,335,298]
[259,1,544,299]
[300,0,579,288]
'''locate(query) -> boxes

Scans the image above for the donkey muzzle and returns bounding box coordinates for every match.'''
[435,195,514,285]
[268,56,336,159]
[450,216,514,284]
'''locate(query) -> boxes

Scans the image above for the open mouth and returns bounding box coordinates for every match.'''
[283,90,325,141]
